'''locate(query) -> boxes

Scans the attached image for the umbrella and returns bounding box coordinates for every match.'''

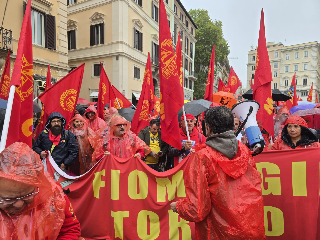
[243,89,291,101]
[118,108,135,122]
[0,99,7,109]
[77,98,89,104]
[290,103,318,114]
[178,99,213,120]
[293,108,320,117]
[212,91,237,109]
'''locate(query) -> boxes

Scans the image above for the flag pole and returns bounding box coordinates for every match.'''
[0,85,16,151]
[182,105,190,141]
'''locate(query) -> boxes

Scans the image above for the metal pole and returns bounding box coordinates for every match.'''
[182,105,190,141]
[1,0,9,28]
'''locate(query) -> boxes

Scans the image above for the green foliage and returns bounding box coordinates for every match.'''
[189,9,230,99]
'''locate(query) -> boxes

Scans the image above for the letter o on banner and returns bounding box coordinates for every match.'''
[128,170,148,199]
[264,206,284,236]
[137,210,160,240]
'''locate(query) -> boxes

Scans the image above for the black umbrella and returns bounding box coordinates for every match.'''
[118,107,135,122]
[243,89,291,101]
[178,99,212,120]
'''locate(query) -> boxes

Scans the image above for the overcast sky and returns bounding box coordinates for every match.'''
[182,0,320,89]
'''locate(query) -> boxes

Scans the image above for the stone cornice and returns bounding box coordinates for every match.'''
[90,12,105,24]
[132,19,143,30]
[67,19,78,31]
[25,0,53,14]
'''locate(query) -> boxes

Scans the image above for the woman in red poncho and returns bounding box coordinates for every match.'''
[272,115,320,150]
[0,142,81,239]
[68,114,96,175]
[84,105,107,131]
[171,106,265,240]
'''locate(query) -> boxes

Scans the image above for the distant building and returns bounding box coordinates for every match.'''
[247,41,320,102]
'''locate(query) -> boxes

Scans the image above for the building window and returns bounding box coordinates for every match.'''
[294,65,298,72]
[133,0,142,7]
[152,2,159,23]
[274,83,278,89]
[285,66,289,73]
[273,71,278,77]
[174,23,177,44]
[174,4,177,14]
[180,31,183,50]
[191,27,193,35]
[186,20,189,28]
[285,54,289,60]
[190,42,193,58]
[285,79,288,87]
[189,62,192,73]
[185,58,188,71]
[67,0,77,5]
[304,64,308,70]
[184,78,188,88]
[189,80,192,90]
[90,23,104,46]
[168,20,170,28]
[67,30,76,50]
[151,42,159,65]
[252,56,255,61]
[301,91,308,96]
[304,51,309,57]
[31,9,45,47]
[274,62,278,68]
[295,52,299,59]
[180,13,184,23]
[185,37,189,55]
[93,63,101,77]
[165,0,168,3]
[252,65,255,71]
[274,52,278,58]
[252,73,254,79]
[134,66,140,79]
[303,78,307,86]
[134,28,143,51]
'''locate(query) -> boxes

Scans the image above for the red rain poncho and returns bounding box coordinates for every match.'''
[272,115,320,150]
[0,142,80,239]
[84,105,107,131]
[68,114,96,175]
[176,142,265,240]
[93,116,151,159]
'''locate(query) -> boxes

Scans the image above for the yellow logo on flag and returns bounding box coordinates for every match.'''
[101,82,107,104]
[255,54,259,69]
[1,75,10,97]
[144,69,150,85]
[60,89,77,112]
[114,99,123,109]
[231,76,237,86]
[206,67,211,86]
[160,92,165,120]
[16,55,33,102]
[21,118,33,137]
[139,100,149,121]
[264,97,273,115]
[160,39,178,80]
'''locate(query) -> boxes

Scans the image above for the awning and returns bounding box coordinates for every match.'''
[132,92,141,100]
[90,92,99,97]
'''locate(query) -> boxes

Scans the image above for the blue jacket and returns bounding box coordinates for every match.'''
[33,112,79,167]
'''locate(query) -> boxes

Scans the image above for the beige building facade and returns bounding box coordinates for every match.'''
[247,41,320,102]
[0,0,69,97]
[67,0,197,103]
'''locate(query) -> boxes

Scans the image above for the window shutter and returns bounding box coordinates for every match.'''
[23,2,27,16]
[152,2,154,19]
[155,6,158,22]
[71,30,76,49]
[100,23,104,44]
[67,0,69,5]
[46,14,56,50]
[140,32,143,51]
[133,28,137,49]
[90,25,95,46]
[151,42,154,63]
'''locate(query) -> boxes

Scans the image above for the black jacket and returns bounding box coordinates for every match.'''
[281,125,318,149]
[138,127,169,159]
[33,112,79,167]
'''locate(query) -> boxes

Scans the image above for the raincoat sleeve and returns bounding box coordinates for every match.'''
[176,151,212,222]
[56,195,81,240]
[271,138,282,150]
[63,132,79,167]
[33,131,45,155]
[134,134,151,157]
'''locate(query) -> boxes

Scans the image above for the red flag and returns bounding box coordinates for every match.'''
[284,73,298,110]
[253,9,274,138]
[218,77,226,92]
[175,31,183,93]
[131,53,154,134]
[227,67,241,94]
[33,65,52,140]
[204,45,215,100]
[307,83,313,102]
[97,62,112,119]
[159,0,183,149]
[154,95,160,116]
[38,64,85,127]
[316,93,319,103]
[0,50,11,100]
[110,86,132,109]
[6,0,33,147]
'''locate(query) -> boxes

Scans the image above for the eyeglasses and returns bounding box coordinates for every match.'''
[0,187,39,205]
[116,124,127,127]
[51,120,62,124]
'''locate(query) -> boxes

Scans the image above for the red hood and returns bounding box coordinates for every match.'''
[85,105,98,121]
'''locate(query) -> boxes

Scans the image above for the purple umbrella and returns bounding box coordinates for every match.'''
[289,103,318,114]
[292,108,320,117]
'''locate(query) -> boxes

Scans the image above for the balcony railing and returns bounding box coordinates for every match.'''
[0,27,12,51]
[189,71,198,78]
[151,57,159,66]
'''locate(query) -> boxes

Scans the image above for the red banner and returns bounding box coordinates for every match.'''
[204,45,215,100]
[226,67,241,94]
[307,82,313,102]
[110,86,132,109]
[46,148,320,239]
[0,50,11,100]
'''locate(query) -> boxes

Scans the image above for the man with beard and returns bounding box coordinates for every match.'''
[33,112,79,171]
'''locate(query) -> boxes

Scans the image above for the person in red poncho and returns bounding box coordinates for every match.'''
[84,105,108,131]
[0,142,81,240]
[168,113,205,167]
[170,106,265,240]
[272,115,320,150]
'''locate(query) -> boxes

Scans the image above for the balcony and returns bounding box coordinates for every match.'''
[151,56,159,66]
[0,27,12,52]
[188,71,198,81]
